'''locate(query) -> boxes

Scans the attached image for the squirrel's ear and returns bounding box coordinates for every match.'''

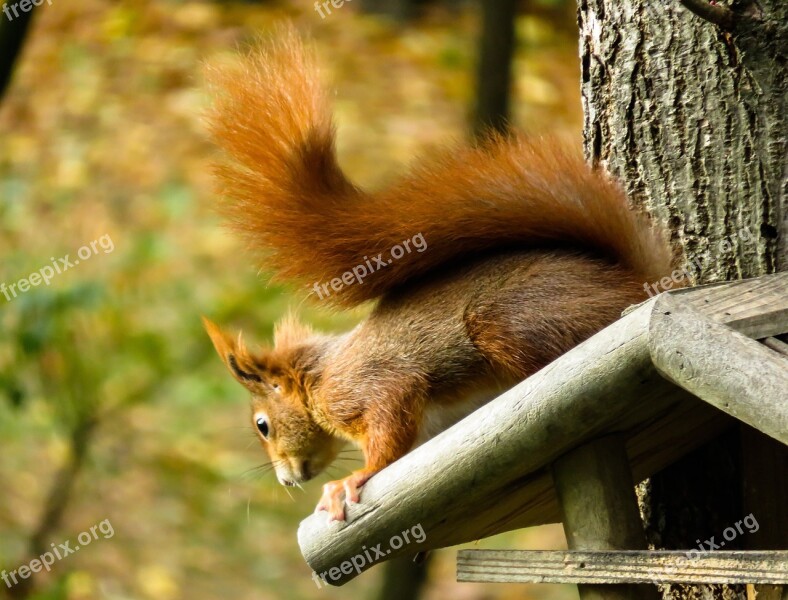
[202,317,268,391]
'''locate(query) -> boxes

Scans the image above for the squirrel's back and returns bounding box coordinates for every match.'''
[206,26,673,306]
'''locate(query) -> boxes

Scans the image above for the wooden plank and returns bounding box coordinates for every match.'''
[649,294,788,446]
[674,273,788,339]
[552,435,658,600]
[456,550,788,584]
[625,398,734,485]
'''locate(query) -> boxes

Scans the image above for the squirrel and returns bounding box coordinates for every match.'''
[202,26,674,522]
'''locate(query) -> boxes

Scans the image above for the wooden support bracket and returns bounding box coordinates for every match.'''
[649,295,788,446]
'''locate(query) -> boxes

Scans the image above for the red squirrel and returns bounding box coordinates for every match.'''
[203,26,674,521]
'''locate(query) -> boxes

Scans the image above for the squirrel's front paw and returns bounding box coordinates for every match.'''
[315,470,374,522]
[315,480,348,522]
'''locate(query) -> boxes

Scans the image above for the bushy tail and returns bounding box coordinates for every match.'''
[206,26,673,307]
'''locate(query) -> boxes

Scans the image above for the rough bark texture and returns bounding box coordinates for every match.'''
[579,0,785,280]
[577,1,786,599]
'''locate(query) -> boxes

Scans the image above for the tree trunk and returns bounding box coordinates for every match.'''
[0,3,36,102]
[360,0,425,21]
[473,0,518,137]
[577,1,786,599]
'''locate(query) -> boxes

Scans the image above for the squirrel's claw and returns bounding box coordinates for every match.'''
[343,477,361,504]
[315,470,375,522]
[316,480,347,522]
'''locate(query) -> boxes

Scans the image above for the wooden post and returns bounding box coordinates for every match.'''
[552,435,659,600]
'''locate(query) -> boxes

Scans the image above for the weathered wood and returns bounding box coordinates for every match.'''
[297,275,787,585]
[763,337,788,357]
[553,435,658,600]
[456,550,788,584]
[674,274,788,339]
[581,0,786,596]
[649,295,788,446]
[646,277,788,600]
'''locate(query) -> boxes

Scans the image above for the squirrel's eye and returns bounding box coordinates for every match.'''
[256,417,269,439]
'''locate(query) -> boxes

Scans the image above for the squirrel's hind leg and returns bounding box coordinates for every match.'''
[464,253,646,380]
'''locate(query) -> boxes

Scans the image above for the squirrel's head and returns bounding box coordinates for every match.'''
[202,315,345,487]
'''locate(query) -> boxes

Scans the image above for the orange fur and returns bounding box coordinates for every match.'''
[206,26,672,307]
[203,26,678,521]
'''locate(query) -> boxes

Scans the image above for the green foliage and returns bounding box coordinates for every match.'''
[0,1,580,599]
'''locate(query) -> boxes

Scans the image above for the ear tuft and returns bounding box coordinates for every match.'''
[202,316,267,390]
[202,316,234,357]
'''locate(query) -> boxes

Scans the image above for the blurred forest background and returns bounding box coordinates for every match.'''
[1,0,583,598]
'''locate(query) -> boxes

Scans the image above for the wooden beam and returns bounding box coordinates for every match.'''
[742,426,788,600]
[674,273,788,339]
[456,550,788,584]
[649,294,788,446]
[552,435,658,600]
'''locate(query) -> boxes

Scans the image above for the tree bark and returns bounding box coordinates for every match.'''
[577,1,786,598]
[579,0,784,278]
